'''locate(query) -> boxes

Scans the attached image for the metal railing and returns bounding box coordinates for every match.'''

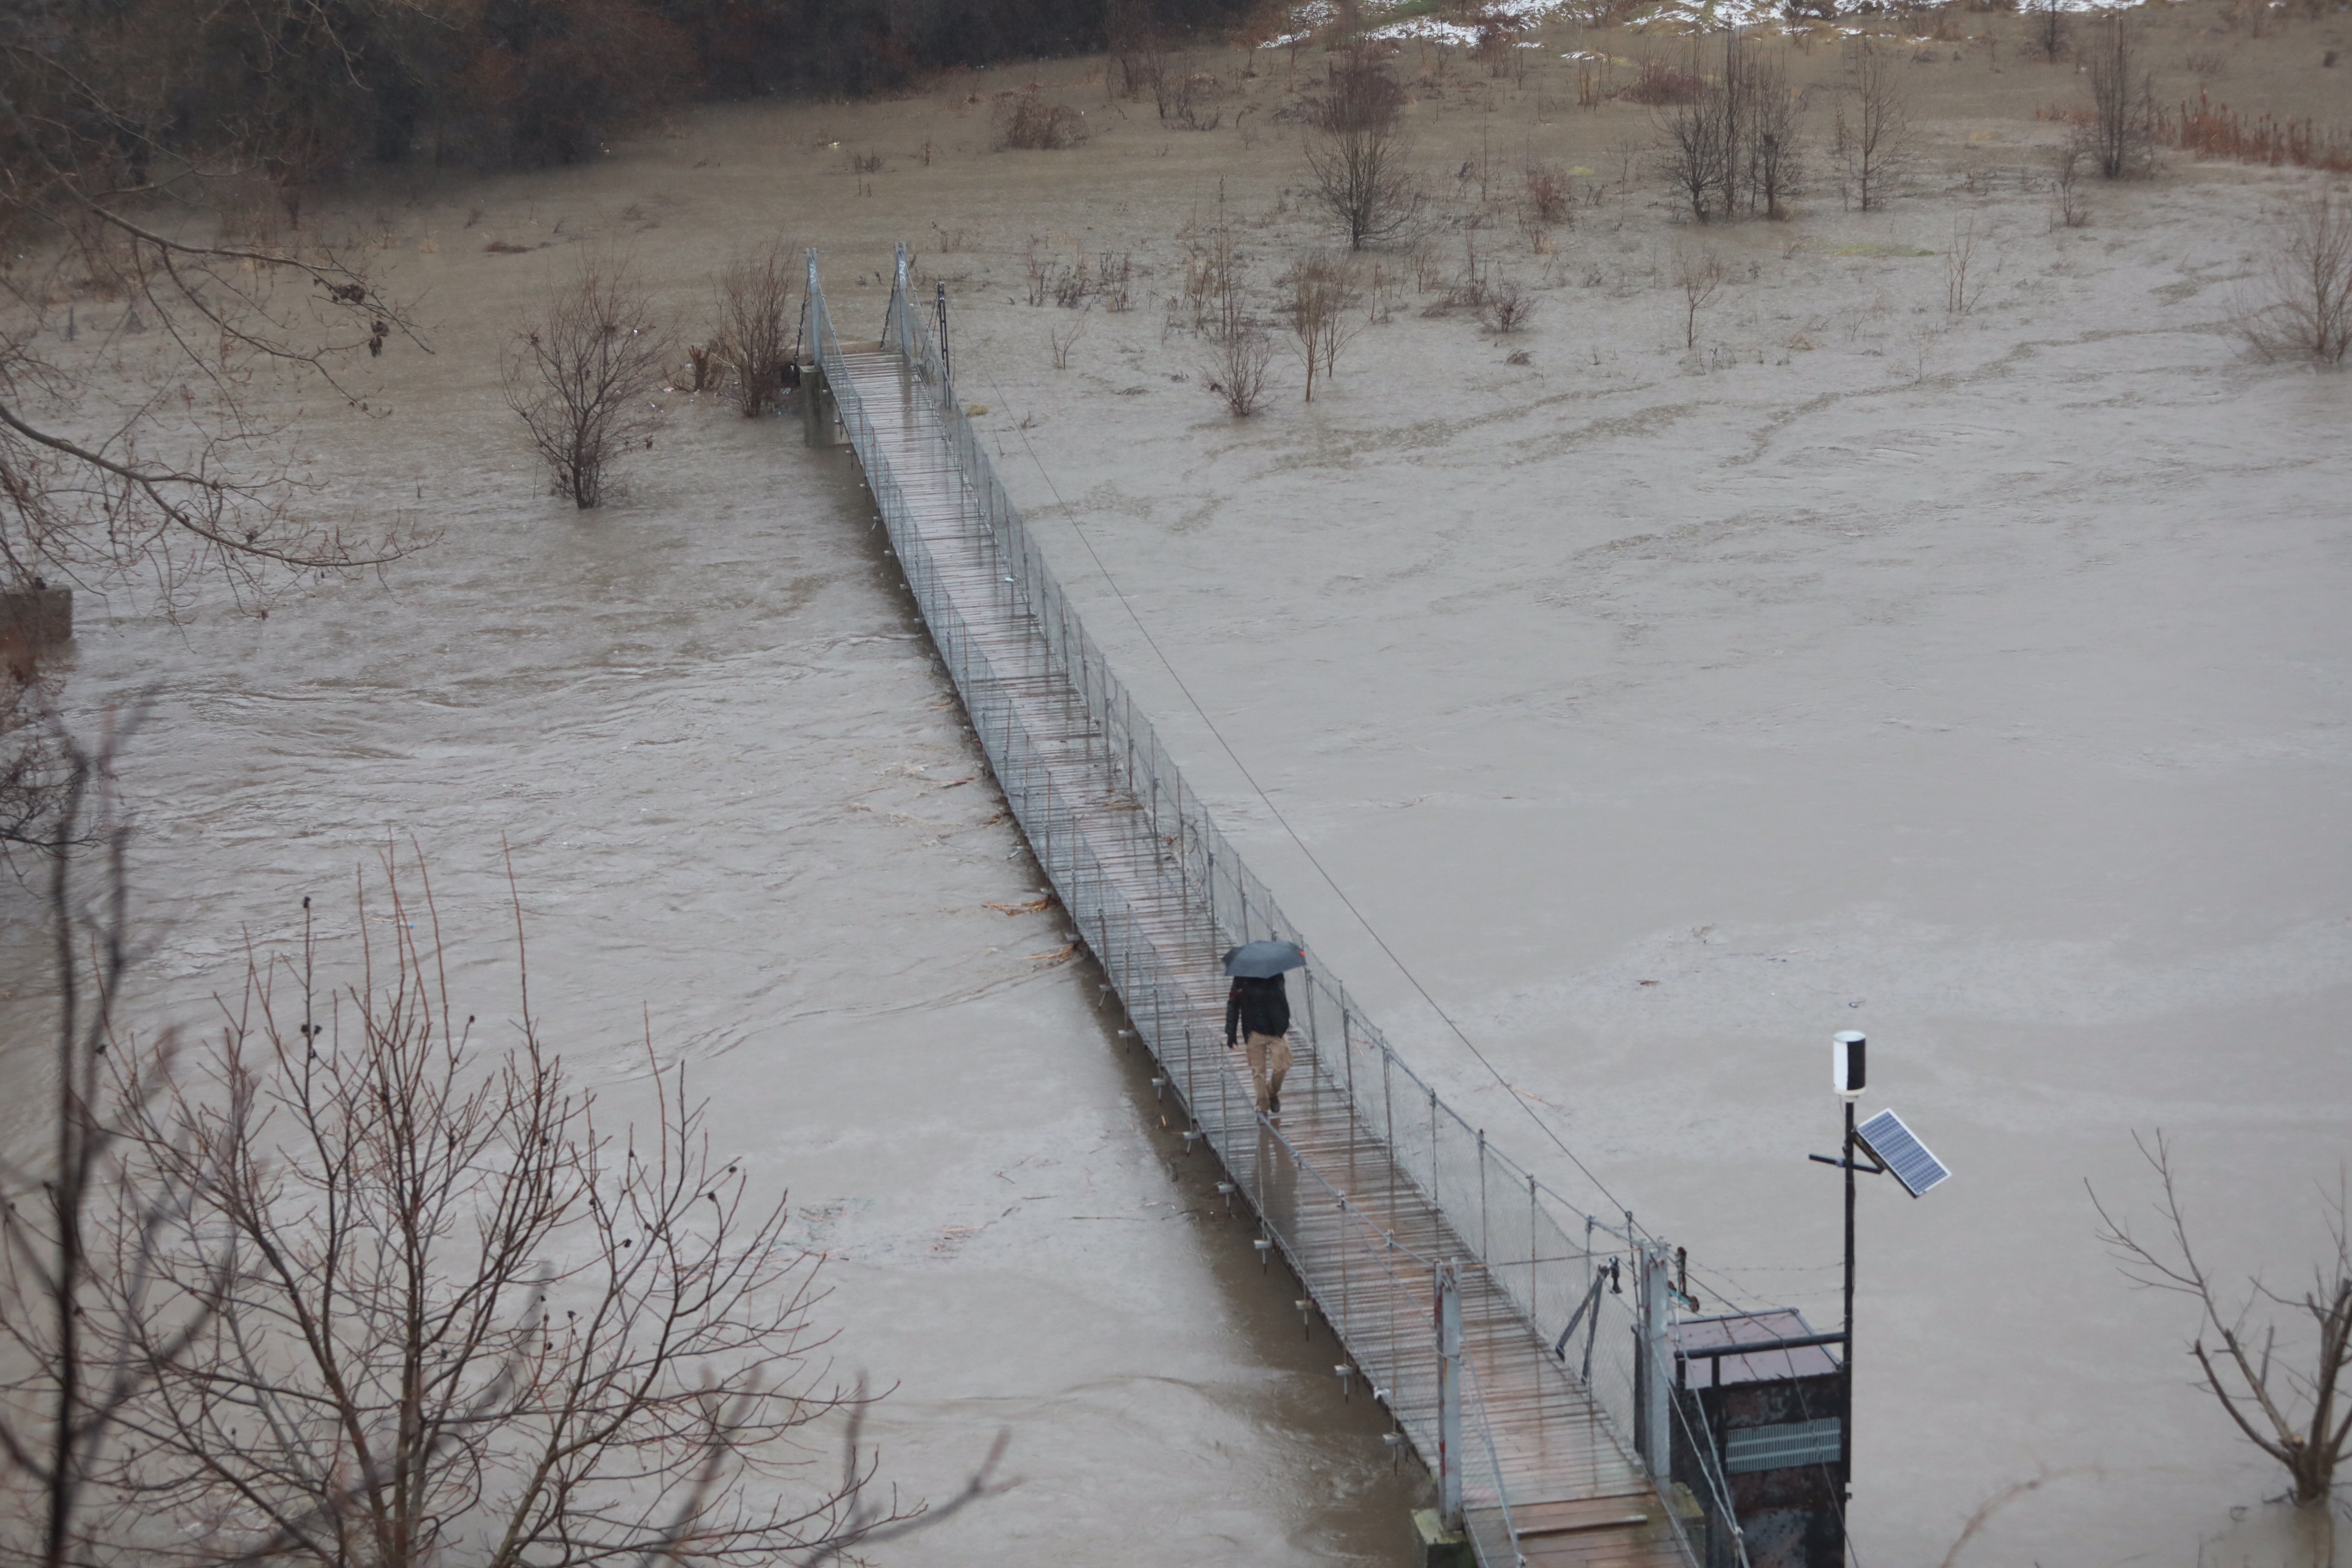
[809,249,1748,1568]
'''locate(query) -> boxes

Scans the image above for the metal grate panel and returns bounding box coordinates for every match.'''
[1722,1418,1844,1475]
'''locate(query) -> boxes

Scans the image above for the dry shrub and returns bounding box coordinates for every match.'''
[1049,314,1087,370]
[501,256,667,509]
[1524,162,1572,225]
[2169,92,2352,174]
[1434,238,1493,315]
[1481,275,1535,333]
[1618,58,1703,106]
[1207,327,1275,415]
[1159,56,1224,130]
[1472,21,1520,77]
[1098,251,1135,311]
[712,239,798,416]
[1285,250,1360,400]
[2239,186,2352,364]
[2052,145,2091,228]
[997,88,1086,150]
[1410,237,1445,293]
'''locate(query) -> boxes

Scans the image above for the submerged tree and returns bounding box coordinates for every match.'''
[2078,11,2158,181]
[713,240,801,418]
[2092,1132,2351,1509]
[503,258,668,509]
[0,775,1008,1568]
[1303,47,1422,251]
[2239,187,2352,366]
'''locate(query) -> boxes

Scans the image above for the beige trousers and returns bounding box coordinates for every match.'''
[1244,1031,1292,1114]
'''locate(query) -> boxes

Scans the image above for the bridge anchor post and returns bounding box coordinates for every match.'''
[1637,1241,1673,1480]
[1435,1260,1463,1530]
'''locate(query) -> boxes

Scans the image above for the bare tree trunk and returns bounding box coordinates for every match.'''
[1747,49,1804,219]
[0,716,217,1568]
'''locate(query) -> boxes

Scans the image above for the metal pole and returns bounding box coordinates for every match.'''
[1842,1096,1857,1512]
[935,280,950,384]
[1436,1261,1463,1529]
[1640,1241,1672,1479]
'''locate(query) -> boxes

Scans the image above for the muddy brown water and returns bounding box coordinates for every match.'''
[1,416,1421,1563]
[8,10,2352,1560]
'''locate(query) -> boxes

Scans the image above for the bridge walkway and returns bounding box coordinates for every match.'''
[824,337,1695,1568]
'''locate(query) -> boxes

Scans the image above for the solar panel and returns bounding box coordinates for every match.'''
[1855,1109,1950,1198]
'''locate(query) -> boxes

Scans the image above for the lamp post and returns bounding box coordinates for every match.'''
[1808,1033,1950,1550]
[1831,1031,1865,1512]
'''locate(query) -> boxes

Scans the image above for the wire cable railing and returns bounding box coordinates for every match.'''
[809,249,1748,1568]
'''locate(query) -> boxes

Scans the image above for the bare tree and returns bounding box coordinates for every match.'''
[1674,246,1724,349]
[1303,48,1422,251]
[1714,31,1757,224]
[1835,41,1912,212]
[2051,145,2091,229]
[2240,187,2352,365]
[712,241,798,417]
[1,823,1011,1568]
[502,258,667,510]
[1284,252,1359,401]
[1656,76,1728,222]
[1105,0,1167,102]
[1746,47,1805,219]
[2079,11,2157,180]
[2027,0,2070,62]
[2091,1132,2350,1508]
[1199,210,1272,416]
[0,10,427,613]
[1655,33,1801,222]
[1944,215,1986,316]
[1048,313,1087,370]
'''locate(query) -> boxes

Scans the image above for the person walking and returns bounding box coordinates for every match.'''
[1225,971,1292,1121]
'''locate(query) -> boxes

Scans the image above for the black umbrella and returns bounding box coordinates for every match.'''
[1222,940,1306,978]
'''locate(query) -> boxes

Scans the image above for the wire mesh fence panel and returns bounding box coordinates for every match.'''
[817,257,1736,1568]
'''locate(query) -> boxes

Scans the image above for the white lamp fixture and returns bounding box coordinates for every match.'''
[1832,1031,1867,1101]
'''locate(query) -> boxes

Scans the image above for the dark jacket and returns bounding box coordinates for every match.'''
[1225,975,1290,1045]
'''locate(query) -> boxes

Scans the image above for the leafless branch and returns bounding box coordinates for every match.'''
[2090,1131,2351,1507]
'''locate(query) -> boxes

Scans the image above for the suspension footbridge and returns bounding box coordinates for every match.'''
[805,248,1763,1568]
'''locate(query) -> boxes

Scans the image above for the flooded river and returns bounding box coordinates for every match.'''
[7,382,1418,1563]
